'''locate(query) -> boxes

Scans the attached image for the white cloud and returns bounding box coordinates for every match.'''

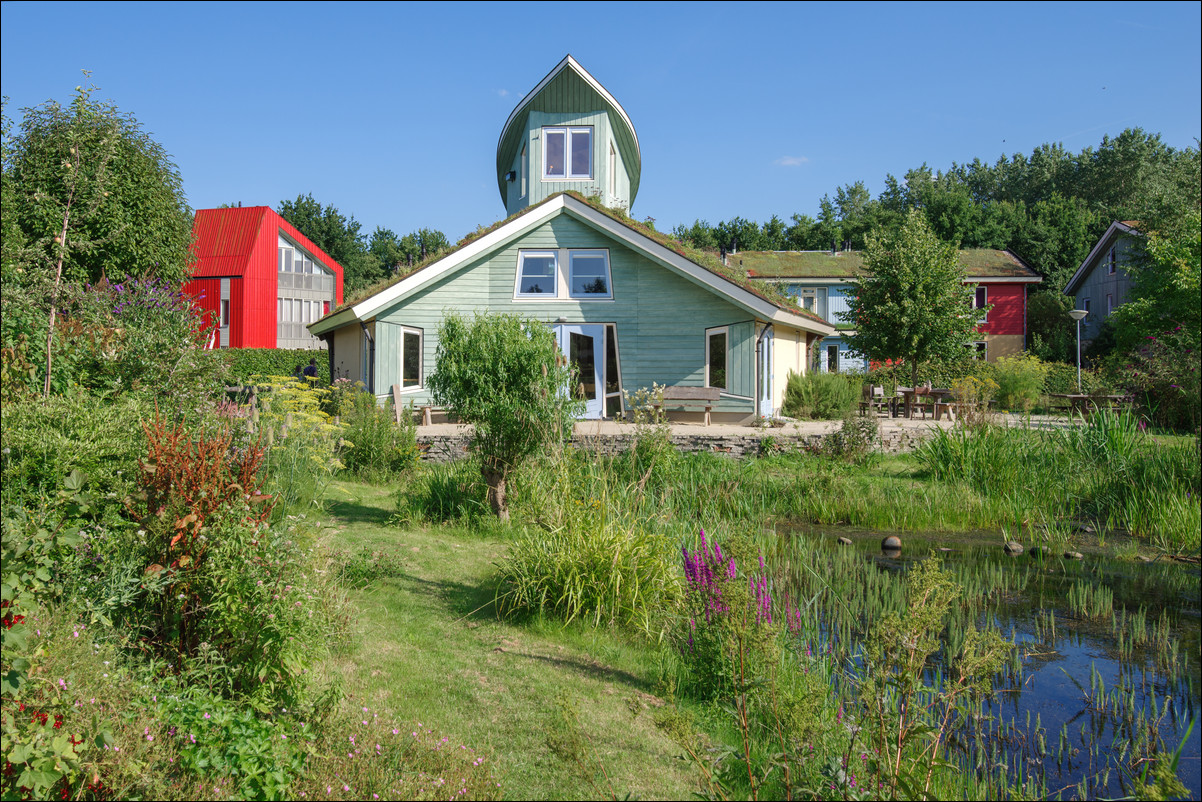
[497,89,509,97]
[774,156,808,167]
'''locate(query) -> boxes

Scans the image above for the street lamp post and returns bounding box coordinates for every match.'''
[1068,308,1088,392]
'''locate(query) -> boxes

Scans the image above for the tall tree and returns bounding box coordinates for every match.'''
[843,211,979,386]
[277,193,381,293]
[5,80,194,287]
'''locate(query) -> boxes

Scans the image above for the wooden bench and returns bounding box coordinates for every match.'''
[652,386,722,426]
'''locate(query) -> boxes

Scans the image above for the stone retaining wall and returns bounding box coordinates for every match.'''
[416,428,927,464]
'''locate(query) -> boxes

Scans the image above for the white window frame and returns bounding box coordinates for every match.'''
[973,286,988,324]
[1106,293,1113,315]
[515,250,558,298]
[568,250,613,299]
[543,126,593,180]
[220,299,231,327]
[705,326,729,391]
[399,326,423,392]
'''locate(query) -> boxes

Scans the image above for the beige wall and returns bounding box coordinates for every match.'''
[772,326,806,413]
[984,334,1024,361]
[331,325,364,385]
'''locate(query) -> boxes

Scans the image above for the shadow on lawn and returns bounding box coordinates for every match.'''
[400,572,499,622]
[326,496,397,526]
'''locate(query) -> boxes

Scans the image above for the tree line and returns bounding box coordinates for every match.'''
[274,194,450,296]
[672,128,1200,293]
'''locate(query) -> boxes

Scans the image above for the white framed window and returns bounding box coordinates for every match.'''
[543,126,592,179]
[1106,293,1113,315]
[706,326,728,391]
[568,251,612,298]
[516,251,557,296]
[973,286,988,323]
[220,299,231,327]
[399,327,423,391]
[971,341,987,360]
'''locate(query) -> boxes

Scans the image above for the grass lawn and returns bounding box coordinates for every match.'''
[313,480,699,800]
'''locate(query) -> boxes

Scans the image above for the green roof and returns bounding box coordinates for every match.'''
[734,249,1042,280]
[327,192,828,327]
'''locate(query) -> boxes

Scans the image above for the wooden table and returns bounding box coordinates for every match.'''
[1048,393,1134,416]
[898,387,956,420]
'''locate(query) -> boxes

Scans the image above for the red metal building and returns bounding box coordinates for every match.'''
[184,206,345,349]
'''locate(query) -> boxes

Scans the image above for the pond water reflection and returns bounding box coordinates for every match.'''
[772,525,1200,799]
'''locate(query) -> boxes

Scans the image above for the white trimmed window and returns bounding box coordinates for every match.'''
[706,327,728,391]
[568,251,611,298]
[516,251,557,296]
[973,286,988,323]
[400,327,422,390]
[543,126,592,179]
[220,299,230,327]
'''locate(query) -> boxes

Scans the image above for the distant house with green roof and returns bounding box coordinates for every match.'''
[309,56,833,421]
[737,248,1042,370]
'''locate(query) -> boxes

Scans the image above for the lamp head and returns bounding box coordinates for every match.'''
[1068,309,1088,322]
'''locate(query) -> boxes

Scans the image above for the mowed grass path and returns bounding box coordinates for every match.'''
[313,480,698,800]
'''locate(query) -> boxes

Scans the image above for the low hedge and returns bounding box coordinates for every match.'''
[223,348,330,385]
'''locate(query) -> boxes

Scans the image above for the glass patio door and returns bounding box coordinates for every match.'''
[554,324,604,419]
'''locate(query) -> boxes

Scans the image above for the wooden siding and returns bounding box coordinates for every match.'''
[371,213,758,414]
[978,283,1026,337]
[507,111,611,215]
[496,60,640,209]
[1073,236,1137,340]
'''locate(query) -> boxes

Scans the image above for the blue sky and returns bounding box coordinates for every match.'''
[3,1,1199,243]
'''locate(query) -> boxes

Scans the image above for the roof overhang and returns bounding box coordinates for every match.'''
[1064,221,1140,296]
[309,194,834,338]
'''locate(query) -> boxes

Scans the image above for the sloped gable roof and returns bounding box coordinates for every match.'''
[738,248,1042,282]
[495,55,641,207]
[190,207,269,277]
[1063,220,1141,296]
[309,193,833,337]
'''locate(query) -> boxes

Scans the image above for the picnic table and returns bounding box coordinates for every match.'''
[896,387,957,420]
[1048,393,1134,416]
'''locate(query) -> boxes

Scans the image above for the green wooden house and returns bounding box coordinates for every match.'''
[309,56,833,422]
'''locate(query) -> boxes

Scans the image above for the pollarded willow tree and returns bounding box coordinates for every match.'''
[426,313,582,519]
[842,210,980,387]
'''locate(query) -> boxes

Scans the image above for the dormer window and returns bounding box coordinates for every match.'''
[544,126,592,179]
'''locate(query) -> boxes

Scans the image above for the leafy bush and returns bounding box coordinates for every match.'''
[781,370,861,419]
[224,347,330,385]
[819,414,880,464]
[252,376,344,518]
[1042,361,1109,395]
[339,385,419,482]
[991,353,1049,413]
[1111,327,1200,432]
[949,375,998,429]
[0,391,150,515]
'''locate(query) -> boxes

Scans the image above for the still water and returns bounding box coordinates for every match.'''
[775,526,1200,799]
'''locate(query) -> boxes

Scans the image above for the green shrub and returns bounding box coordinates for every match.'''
[339,385,419,482]
[820,414,880,464]
[992,353,1049,413]
[1042,361,1108,395]
[781,370,861,419]
[252,376,344,518]
[224,348,330,385]
[0,391,151,515]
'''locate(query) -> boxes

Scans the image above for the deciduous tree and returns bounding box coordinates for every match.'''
[426,313,580,519]
[843,211,979,386]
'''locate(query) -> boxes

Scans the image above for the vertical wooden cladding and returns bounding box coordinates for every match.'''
[185,277,222,345]
[184,206,346,349]
[978,283,1026,336]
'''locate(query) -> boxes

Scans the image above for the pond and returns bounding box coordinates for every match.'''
[770,525,1200,799]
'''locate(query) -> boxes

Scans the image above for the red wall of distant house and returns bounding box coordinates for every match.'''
[185,277,222,347]
[979,283,1025,336]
